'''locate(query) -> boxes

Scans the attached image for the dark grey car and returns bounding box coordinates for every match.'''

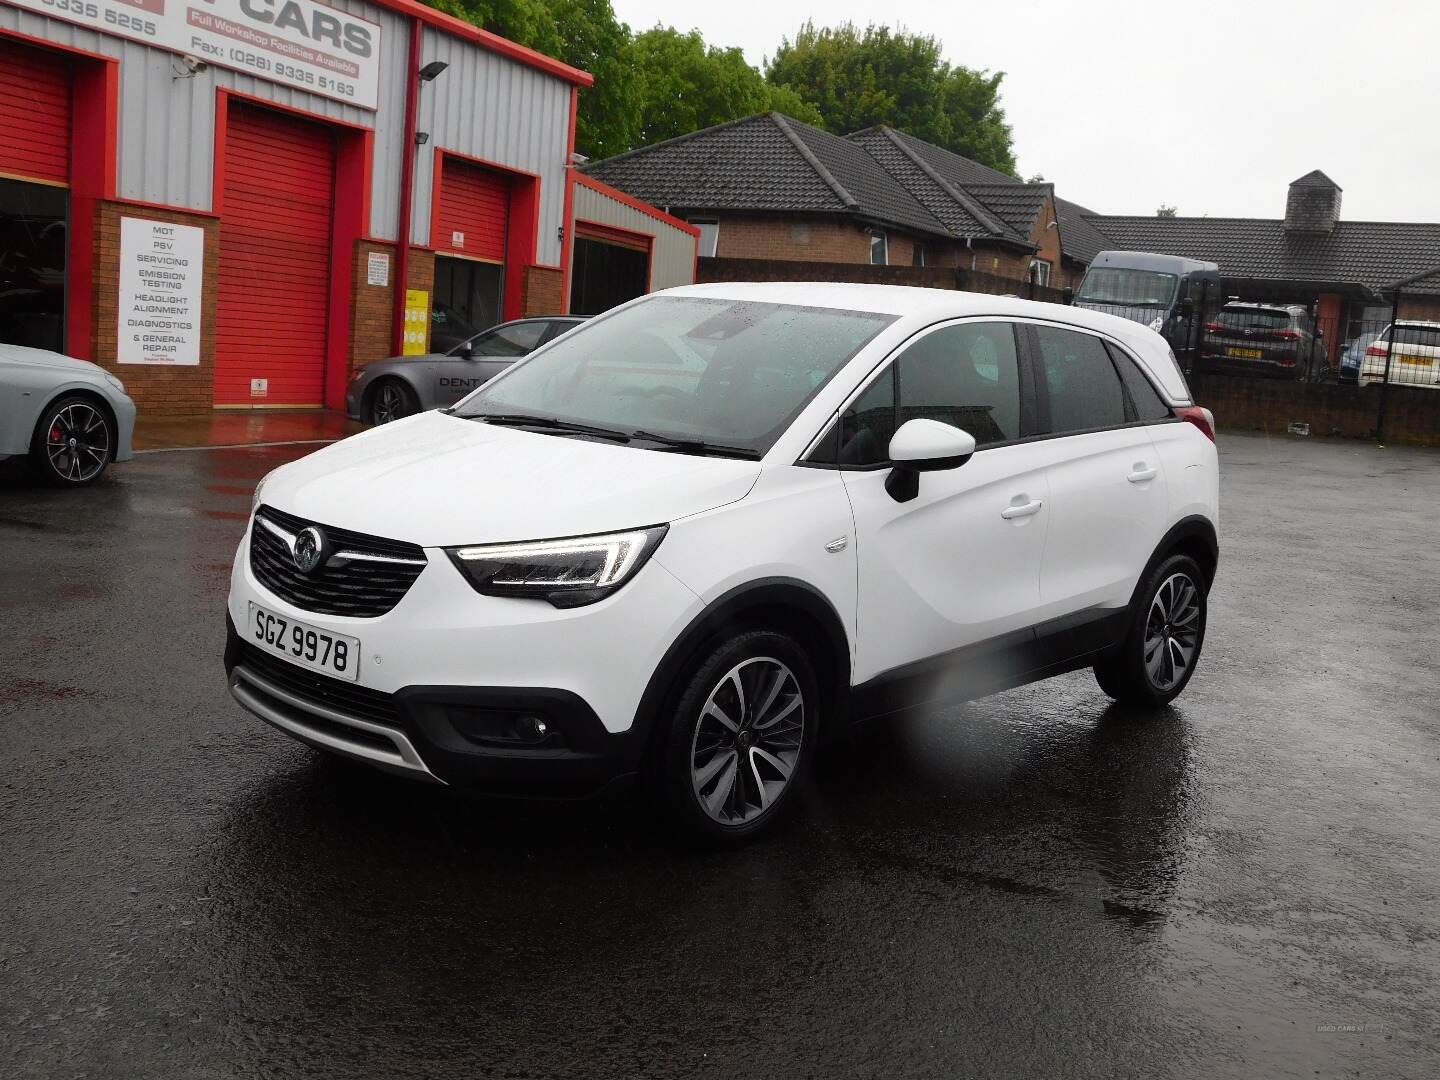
[346,316,586,425]
[1198,303,1322,379]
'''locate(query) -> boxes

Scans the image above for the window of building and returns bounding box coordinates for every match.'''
[694,220,719,258]
[1034,325,1127,434]
[816,322,1021,465]
[1031,258,1052,287]
[913,243,927,268]
[869,230,888,266]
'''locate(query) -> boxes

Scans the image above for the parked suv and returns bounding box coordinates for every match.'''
[226,284,1219,842]
[1199,302,1321,378]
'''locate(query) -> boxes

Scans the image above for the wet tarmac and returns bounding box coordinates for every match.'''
[2,433,1438,1079]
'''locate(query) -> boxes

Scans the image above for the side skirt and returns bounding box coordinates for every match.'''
[846,606,1131,725]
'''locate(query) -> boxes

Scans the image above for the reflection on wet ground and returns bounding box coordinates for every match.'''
[2,433,1438,1078]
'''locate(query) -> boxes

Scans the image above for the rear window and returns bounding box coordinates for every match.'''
[1216,308,1290,330]
[1390,325,1440,349]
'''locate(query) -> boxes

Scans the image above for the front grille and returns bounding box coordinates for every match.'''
[236,641,402,728]
[250,505,426,618]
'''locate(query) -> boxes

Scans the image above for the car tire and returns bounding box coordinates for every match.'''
[29,394,114,486]
[368,378,420,425]
[1093,553,1208,708]
[651,629,818,845]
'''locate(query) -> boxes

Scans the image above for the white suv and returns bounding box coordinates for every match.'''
[226,283,1219,841]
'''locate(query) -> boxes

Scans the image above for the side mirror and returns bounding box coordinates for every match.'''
[1062,285,1074,305]
[884,419,977,503]
[1179,296,1195,318]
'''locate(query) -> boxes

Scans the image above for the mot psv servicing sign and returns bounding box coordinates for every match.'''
[10,0,382,109]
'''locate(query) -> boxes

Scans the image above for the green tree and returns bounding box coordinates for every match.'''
[764,22,1016,175]
[426,0,639,159]
[1156,204,1178,217]
[627,27,819,147]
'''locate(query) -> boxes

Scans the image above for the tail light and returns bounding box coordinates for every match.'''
[1272,329,1301,341]
[1203,322,1224,333]
[1365,344,1389,357]
[1175,405,1216,442]
[1279,356,1297,367]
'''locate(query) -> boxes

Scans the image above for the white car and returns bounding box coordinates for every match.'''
[0,344,136,485]
[1358,320,1440,389]
[225,283,1219,842]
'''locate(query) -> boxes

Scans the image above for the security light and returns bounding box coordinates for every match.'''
[418,61,449,83]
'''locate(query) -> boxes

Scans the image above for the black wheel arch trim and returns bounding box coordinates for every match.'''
[629,576,852,762]
[1136,515,1219,602]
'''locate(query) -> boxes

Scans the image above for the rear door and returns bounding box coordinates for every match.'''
[830,320,1053,685]
[1022,322,1170,626]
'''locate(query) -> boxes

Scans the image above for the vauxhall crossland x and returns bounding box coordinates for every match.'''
[226,283,1219,842]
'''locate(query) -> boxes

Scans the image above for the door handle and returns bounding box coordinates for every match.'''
[1001,499,1043,519]
[1127,465,1158,483]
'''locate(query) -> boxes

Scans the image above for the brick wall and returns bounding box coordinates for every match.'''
[523,266,563,315]
[91,201,220,415]
[1191,372,1440,447]
[349,243,436,370]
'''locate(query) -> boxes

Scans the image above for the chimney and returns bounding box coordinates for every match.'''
[1284,170,1341,233]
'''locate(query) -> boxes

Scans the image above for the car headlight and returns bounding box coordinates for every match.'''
[446,526,668,608]
[103,372,125,393]
[1148,315,1164,332]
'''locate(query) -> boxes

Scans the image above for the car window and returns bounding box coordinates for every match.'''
[814,322,1020,466]
[464,321,546,358]
[1105,341,1171,422]
[1216,308,1289,330]
[1391,325,1440,349]
[1035,325,1127,434]
[539,319,580,344]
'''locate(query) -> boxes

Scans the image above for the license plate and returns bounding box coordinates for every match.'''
[247,602,360,682]
[1226,347,1264,360]
[1397,354,1434,367]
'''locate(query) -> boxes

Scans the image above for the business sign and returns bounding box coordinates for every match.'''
[402,289,429,355]
[8,0,382,110]
[117,217,204,366]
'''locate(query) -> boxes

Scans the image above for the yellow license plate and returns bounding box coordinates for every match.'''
[1226,347,1264,360]
[1397,354,1433,366]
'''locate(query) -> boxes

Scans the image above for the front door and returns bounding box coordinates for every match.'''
[431,320,548,406]
[832,320,1051,685]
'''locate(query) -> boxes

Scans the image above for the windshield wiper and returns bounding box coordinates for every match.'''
[628,430,762,459]
[470,413,630,441]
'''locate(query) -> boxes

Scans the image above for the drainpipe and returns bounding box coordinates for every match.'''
[391,18,423,358]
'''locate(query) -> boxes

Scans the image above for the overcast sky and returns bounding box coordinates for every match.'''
[610,0,1435,222]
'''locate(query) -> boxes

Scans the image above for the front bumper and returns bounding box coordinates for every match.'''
[224,519,704,795]
[225,619,642,795]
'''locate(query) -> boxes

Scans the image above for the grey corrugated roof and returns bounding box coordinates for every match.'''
[965,182,1052,237]
[584,113,949,238]
[849,127,1110,262]
[1055,199,1114,263]
[1081,215,1440,295]
[846,127,1011,240]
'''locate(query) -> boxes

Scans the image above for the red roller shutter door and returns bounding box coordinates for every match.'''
[435,158,508,262]
[216,103,335,406]
[0,39,71,184]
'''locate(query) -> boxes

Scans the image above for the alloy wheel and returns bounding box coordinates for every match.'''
[45,402,110,483]
[1143,572,1201,690]
[690,657,805,826]
[373,383,407,424]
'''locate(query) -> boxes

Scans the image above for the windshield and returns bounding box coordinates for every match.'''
[455,296,894,455]
[1076,268,1180,307]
